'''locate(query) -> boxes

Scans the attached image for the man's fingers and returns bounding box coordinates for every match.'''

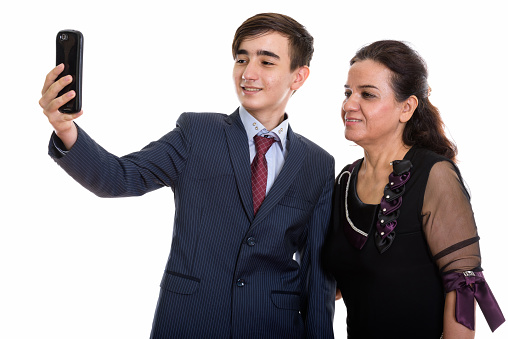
[39,75,73,110]
[45,90,76,114]
[41,63,65,95]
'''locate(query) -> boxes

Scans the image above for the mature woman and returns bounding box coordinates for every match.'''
[322,40,504,338]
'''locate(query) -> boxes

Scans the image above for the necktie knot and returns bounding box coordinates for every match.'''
[254,135,275,156]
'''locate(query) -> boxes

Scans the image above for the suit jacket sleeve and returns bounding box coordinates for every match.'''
[48,113,193,197]
[303,158,336,338]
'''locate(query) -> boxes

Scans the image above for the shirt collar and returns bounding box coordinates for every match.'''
[239,106,289,150]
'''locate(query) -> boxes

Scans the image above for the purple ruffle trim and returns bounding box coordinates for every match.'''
[443,271,505,332]
[376,161,411,240]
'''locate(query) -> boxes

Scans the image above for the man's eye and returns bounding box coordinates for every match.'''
[262,61,274,65]
[236,59,247,64]
[344,91,351,98]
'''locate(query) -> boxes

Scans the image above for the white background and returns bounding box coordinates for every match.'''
[1,0,507,337]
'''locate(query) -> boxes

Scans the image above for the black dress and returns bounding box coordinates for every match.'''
[322,147,482,338]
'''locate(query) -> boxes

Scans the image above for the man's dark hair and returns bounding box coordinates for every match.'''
[232,13,314,71]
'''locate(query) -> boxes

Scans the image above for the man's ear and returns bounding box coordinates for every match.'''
[290,66,310,91]
[400,95,418,123]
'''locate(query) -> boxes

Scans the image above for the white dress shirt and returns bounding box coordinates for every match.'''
[239,106,289,195]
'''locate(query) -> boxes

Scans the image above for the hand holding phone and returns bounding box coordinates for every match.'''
[55,30,83,113]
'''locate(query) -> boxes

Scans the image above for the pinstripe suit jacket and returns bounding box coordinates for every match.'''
[49,109,336,338]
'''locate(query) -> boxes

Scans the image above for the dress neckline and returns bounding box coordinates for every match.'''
[343,147,415,253]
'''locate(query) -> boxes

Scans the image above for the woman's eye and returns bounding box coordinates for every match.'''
[344,91,351,98]
[236,58,247,64]
[362,92,375,98]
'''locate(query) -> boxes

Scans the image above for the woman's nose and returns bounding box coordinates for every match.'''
[342,95,359,113]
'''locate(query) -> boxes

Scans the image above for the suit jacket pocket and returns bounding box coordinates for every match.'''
[278,195,312,211]
[160,270,200,295]
[270,291,301,311]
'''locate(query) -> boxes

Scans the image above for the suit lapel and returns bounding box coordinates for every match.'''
[224,109,254,223]
[252,126,307,227]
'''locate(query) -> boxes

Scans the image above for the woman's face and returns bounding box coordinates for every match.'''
[341,59,407,148]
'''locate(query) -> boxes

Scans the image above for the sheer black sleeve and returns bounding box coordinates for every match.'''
[421,161,481,274]
[422,161,505,332]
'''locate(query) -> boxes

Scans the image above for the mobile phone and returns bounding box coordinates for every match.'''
[56,30,83,113]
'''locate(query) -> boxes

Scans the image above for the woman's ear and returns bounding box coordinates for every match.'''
[400,95,418,123]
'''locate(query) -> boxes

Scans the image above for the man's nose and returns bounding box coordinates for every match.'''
[242,62,259,81]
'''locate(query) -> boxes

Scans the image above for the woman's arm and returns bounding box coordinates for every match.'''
[443,290,475,338]
[423,161,504,334]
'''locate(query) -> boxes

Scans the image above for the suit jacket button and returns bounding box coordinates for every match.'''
[246,237,256,246]
[236,279,245,287]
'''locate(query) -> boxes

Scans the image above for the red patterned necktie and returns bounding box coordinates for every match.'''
[251,135,275,215]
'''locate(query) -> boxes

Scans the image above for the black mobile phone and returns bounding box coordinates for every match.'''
[56,30,83,113]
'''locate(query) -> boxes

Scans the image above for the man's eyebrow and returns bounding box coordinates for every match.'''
[235,49,280,60]
[236,49,248,56]
[257,50,280,59]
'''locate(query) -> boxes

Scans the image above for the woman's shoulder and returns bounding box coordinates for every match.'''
[410,146,451,164]
[410,146,468,193]
[408,146,459,176]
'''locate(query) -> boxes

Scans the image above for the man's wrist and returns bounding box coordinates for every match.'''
[54,123,78,150]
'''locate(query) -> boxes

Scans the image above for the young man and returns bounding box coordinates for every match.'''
[40,13,335,338]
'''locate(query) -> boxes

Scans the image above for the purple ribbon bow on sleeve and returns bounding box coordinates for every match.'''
[443,271,505,332]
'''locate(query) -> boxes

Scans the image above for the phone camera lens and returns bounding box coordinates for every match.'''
[60,33,68,41]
